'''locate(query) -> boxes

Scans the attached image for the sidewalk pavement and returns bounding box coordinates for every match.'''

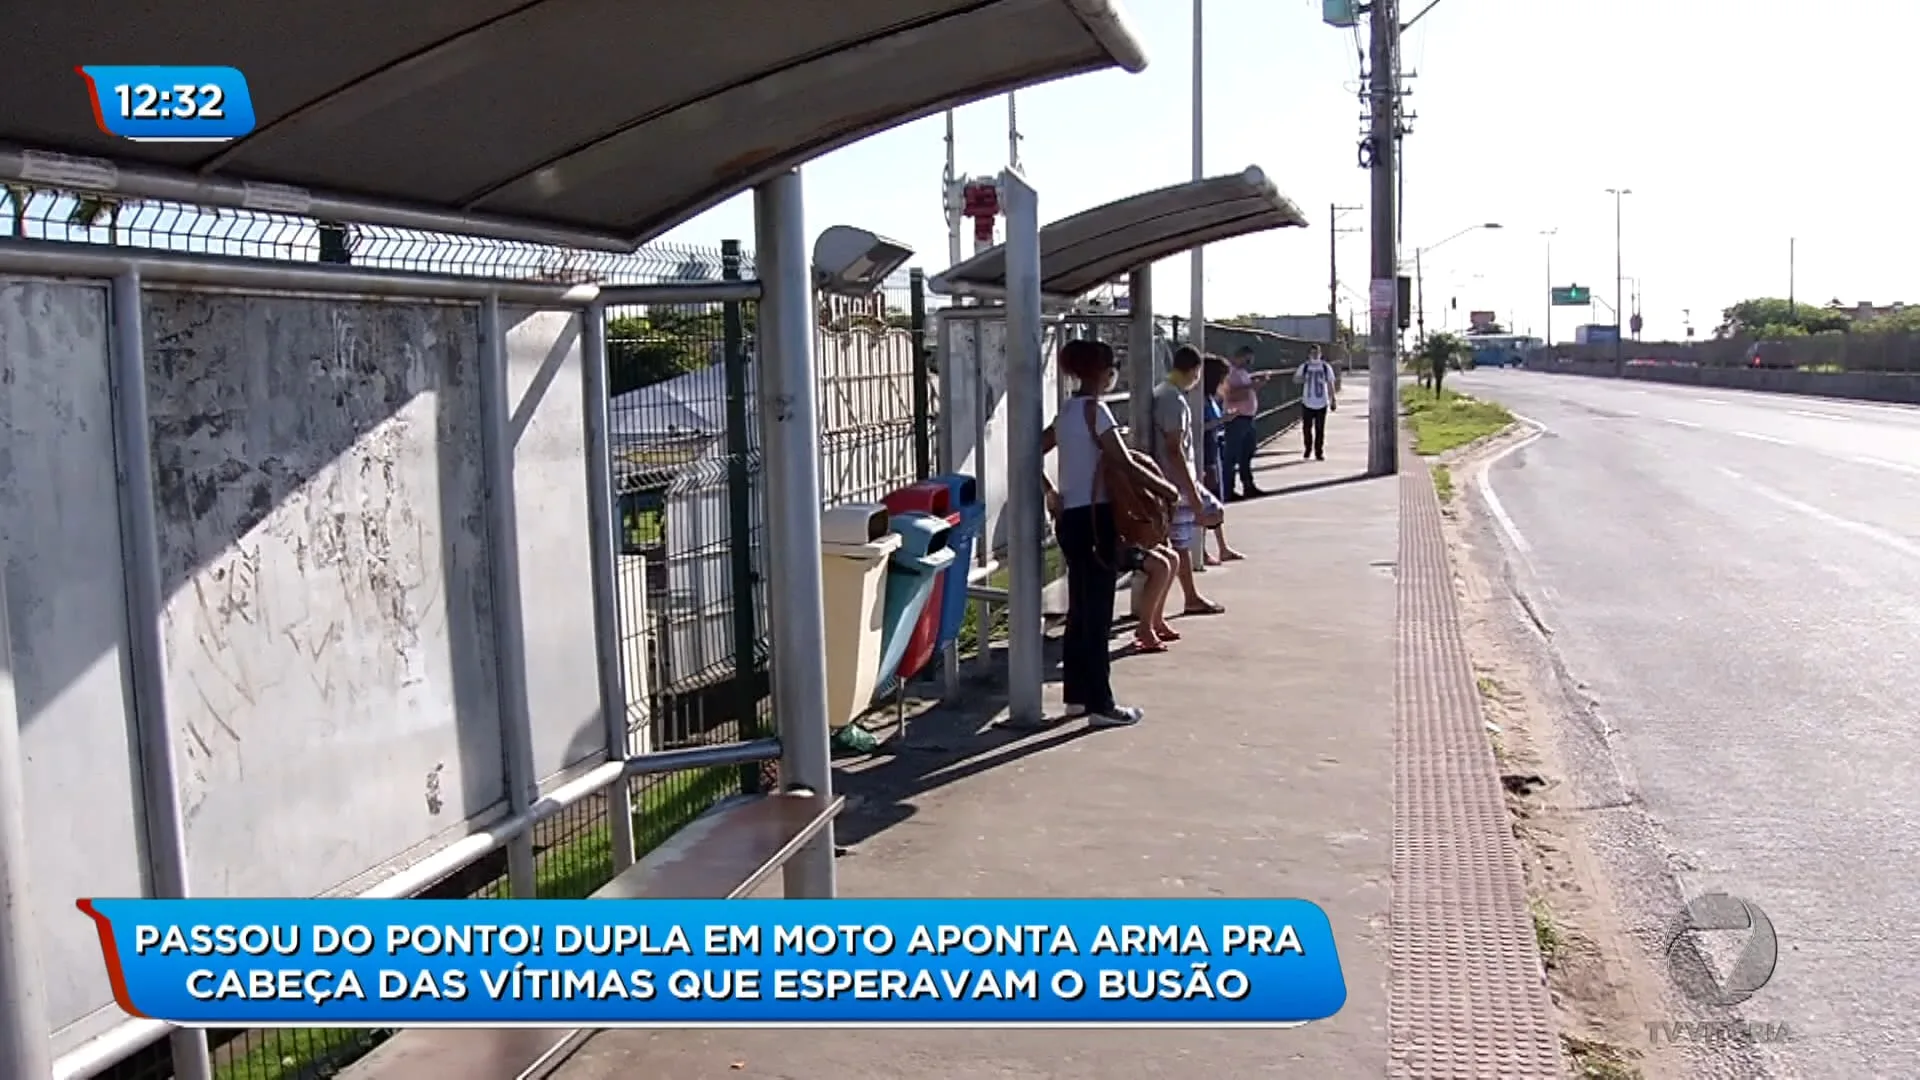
[550,385,1559,1079]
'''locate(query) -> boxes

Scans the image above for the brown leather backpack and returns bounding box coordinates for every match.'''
[1081,398,1173,554]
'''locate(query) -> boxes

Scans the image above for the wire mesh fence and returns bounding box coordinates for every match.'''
[1,183,727,285]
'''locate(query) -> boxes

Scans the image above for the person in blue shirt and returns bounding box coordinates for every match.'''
[1200,354,1244,564]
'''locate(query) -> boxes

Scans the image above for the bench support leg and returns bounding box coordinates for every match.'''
[753,170,837,900]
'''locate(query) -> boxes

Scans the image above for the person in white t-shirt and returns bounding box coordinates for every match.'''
[1038,338,1177,728]
[1294,346,1339,461]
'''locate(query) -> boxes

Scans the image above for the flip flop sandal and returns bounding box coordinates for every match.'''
[1132,638,1170,654]
[1153,627,1183,641]
[1183,601,1227,616]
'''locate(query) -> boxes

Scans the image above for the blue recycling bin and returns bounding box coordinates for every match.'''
[873,512,955,689]
[928,472,982,651]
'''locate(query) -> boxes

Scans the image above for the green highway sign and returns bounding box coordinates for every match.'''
[1551,285,1590,306]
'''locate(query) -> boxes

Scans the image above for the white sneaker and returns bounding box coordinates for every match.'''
[1060,704,1089,719]
[1088,705,1143,728]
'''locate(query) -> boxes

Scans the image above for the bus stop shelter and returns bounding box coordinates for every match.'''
[925,167,1306,721]
[0,4,1147,1079]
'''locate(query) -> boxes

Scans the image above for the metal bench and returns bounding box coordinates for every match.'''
[337,789,842,1080]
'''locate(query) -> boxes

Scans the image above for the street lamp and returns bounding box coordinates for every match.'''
[1606,187,1632,367]
[1540,229,1557,347]
[1412,222,1501,344]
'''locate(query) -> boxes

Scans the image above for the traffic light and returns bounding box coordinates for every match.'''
[1396,276,1411,330]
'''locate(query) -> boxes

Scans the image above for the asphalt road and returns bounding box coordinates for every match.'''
[1450,370,1920,1079]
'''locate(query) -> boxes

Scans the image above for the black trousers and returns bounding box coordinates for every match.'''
[1055,503,1118,713]
[1302,405,1328,456]
[1223,414,1258,495]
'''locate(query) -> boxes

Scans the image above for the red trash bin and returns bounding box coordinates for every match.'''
[881,483,956,681]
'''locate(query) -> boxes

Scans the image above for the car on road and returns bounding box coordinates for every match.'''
[1746,341,1797,369]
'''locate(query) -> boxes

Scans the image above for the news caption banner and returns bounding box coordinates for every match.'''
[78,899,1346,1027]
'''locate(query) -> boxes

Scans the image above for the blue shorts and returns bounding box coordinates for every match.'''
[1169,490,1221,549]
[1170,503,1197,549]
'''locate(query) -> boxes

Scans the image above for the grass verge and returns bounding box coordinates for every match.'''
[1431,463,1455,503]
[1530,897,1563,969]
[1562,1034,1643,1080]
[1403,388,1514,455]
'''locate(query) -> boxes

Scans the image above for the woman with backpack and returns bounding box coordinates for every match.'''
[1040,338,1179,728]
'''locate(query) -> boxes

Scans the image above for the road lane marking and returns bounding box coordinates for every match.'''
[1717,466,1920,560]
[1848,454,1920,477]
[1788,409,1851,422]
[1477,425,1545,556]
[1733,430,1794,445]
[1664,418,1702,429]
[1696,398,1730,405]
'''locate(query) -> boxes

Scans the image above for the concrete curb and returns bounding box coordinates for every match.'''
[1390,445,1564,1077]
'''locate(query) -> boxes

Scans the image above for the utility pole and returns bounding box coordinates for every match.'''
[1329,203,1362,364]
[1366,0,1401,477]
[1414,247,1424,344]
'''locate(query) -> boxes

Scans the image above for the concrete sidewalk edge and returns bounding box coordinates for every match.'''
[1389,446,1564,1077]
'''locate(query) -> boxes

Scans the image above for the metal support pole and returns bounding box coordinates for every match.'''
[579,299,637,873]
[1128,268,1155,449]
[1188,0,1206,362]
[752,170,838,899]
[108,271,213,1080]
[1001,170,1045,728]
[476,295,539,899]
[721,241,763,793]
[971,331,993,678]
[0,536,52,1080]
[1366,0,1401,477]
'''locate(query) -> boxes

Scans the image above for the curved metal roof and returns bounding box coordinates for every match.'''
[3,0,1146,249]
[929,166,1308,300]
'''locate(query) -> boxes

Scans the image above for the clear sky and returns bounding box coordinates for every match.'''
[661,0,1919,344]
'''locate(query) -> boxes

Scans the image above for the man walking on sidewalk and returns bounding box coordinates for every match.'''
[1220,346,1275,500]
[1295,346,1338,461]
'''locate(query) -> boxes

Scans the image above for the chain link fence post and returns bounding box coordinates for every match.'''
[909,268,932,480]
[720,240,766,795]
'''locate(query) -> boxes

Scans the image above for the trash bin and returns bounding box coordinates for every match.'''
[926,472,981,653]
[873,511,955,693]
[819,503,901,730]
[880,482,958,686]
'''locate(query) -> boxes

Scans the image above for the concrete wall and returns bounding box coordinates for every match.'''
[1548,330,1920,373]
[1528,356,1920,405]
[1,279,150,1049]
[1,278,605,1054]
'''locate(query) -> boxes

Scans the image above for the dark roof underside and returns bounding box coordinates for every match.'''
[4,0,1146,247]
[930,167,1308,299]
